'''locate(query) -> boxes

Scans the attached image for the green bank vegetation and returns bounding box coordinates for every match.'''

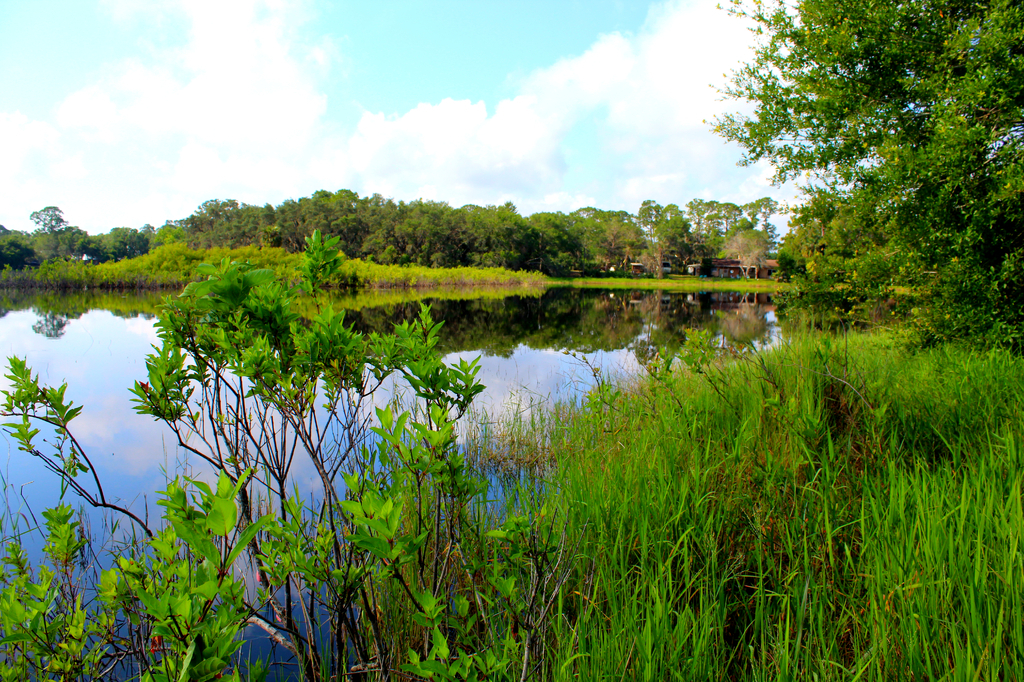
[468,330,1024,678]
[0,242,547,292]
[553,275,784,292]
[2,196,782,283]
[4,232,1022,679]
[717,0,1024,349]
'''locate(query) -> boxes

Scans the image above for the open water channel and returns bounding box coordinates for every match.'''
[0,285,778,533]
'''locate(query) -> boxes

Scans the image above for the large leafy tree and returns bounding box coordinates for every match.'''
[29,206,91,260]
[637,200,666,277]
[716,0,1024,348]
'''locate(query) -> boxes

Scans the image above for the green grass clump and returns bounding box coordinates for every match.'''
[95,243,303,284]
[0,246,548,292]
[0,244,303,290]
[337,258,548,289]
[479,333,1024,679]
[553,275,786,292]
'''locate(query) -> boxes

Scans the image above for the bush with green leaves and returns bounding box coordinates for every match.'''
[1,230,573,680]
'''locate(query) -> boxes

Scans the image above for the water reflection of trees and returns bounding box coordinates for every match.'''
[31,312,71,339]
[3,287,777,354]
[0,290,164,339]
[344,288,777,359]
[1,290,164,322]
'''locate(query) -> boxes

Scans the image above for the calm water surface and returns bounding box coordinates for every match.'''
[0,286,778,520]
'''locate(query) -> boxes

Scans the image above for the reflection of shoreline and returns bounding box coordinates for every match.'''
[684,291,776,313]
[5,287,780,355]
[0,288,780,533]
[613,289,778,349]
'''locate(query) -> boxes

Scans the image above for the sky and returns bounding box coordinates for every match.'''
[0,0,796,234]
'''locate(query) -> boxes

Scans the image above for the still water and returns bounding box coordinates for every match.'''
[0,286,778,519]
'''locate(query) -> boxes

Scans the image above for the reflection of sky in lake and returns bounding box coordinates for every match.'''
[0,290,779,524]
[0,310,177,527]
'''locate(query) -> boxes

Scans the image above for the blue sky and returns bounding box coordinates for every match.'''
[0,0,794,233]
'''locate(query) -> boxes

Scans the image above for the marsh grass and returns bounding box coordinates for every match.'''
[554,275,786,293]
[0,245,548,292]
[0,244,303,291]
[337,259,548,289]
[470,333,1024,679]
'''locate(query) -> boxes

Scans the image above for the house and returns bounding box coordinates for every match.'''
[685,258,779,279]
[755,259,779,280]
[630,262,646,275]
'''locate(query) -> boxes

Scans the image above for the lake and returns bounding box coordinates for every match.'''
[0,285,778,523]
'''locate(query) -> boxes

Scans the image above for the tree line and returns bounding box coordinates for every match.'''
[0,193,781,277]
[717,0,1023,349]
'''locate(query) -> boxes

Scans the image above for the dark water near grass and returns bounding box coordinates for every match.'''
[0,286,777,524]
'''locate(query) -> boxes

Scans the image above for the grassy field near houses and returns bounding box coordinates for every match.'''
[552,274,785,292]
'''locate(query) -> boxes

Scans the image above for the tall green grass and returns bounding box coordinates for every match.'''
[477,333,1024,679]
[0,244,303,290]
[338,258,548,289]
[0,245,548,292]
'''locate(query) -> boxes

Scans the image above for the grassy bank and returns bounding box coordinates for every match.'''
[475,333,1024,679]
[0,244,303,290]
[0,244,548,291]
[339,259,548,289]
[1,245,777,295]
[552,274,786,292]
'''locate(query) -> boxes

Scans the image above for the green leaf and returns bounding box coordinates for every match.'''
[208,495,237,537]
[227,515,273,566]
[177,640,197,682]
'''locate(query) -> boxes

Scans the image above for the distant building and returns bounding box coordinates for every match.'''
[686,258,779,279]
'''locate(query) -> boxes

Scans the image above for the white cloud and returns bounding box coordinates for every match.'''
[527,191,598,214]
[519,0,769,208]
[0,0,792,232]
[343,95,566,205]
[338,0,784,213]
[65,0,328,151]
[0,0,334,232]
[56,87,119,133]
[0,112,59,184]
[50,155,89,181]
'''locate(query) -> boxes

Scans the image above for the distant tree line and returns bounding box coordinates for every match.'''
[0,207,154,270]
[0,192,781,277]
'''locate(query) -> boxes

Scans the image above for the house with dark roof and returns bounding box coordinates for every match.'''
[685,258,779,279]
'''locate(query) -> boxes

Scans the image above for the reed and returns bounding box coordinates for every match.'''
[474,332,1024,679]
[0,246,546,292]
[337,259,548,289]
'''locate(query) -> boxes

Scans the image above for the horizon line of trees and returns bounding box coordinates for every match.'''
[0,191,781,278]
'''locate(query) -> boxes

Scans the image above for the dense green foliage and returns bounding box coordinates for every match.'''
[0,233,566,680]
[0,242,547,292]
[169,193,779,276]
[3,252,1021,678]
[475,332,1024,678]
[4,191,781,282]
[717,0,1024,349]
